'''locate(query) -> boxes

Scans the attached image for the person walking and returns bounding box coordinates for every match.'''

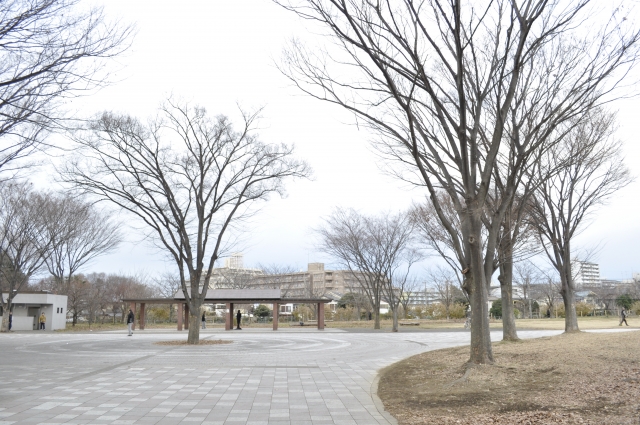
[201,312,206,329]
[236,309,242,330]
[620,307,629,326]
[126,309,135,336]
[39,312,46,330]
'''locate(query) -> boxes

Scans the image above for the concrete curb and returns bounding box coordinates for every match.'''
[371,373,399,425]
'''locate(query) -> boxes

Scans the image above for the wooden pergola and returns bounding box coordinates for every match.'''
[123,289,331,331]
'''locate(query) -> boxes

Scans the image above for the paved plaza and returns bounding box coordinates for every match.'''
[0,328,564,425]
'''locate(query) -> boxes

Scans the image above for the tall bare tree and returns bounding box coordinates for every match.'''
[277,0,640,363]
[41,194,122,292]
[316,208,416,330]
[0,0,132,179]
[0,182,53,331]
[61,99,310,343]
[528,111,633,332]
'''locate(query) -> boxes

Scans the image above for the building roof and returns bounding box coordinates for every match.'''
[123,289,331,304]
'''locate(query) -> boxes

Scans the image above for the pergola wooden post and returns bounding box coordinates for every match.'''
[139,303,146,330]
[317,302,325,330]
[177,303,183,331]
[129,302,136,330]
[225,302,234,331]
[273,302,279,331]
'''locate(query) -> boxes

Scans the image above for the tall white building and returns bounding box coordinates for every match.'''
[224,253,244,269]
[572,261,601,287]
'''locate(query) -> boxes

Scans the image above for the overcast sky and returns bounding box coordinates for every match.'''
[31,0,640,281]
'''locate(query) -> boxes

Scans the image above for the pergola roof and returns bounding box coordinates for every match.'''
[123,289,331,304]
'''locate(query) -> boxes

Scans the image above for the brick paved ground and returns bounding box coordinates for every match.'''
[0,328,563,425]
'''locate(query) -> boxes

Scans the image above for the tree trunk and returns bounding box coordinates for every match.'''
[467,216,494,364]
[187,313,200,344]
[0,313,9,332]
[1,298,11,332]
[391,307,398,332]
[498,257,519,341]
[561,274,579,332]
[374,308,380,329]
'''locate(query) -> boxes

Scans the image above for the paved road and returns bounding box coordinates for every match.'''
[0,328,563,425]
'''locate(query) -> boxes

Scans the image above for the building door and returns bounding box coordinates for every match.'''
[28,307,39,330]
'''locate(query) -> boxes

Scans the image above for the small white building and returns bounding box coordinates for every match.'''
[1,291,68,331]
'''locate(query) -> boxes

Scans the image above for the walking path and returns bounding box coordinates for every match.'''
[0,329,567,425]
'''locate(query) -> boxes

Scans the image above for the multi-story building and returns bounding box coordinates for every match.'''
[250,262,367,298]
[203,253,263,289]
[572,261,601,287]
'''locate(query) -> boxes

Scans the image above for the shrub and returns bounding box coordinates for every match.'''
[147,306,170,322]
[575,301,594,316]
[616,294,634,310]
[630,301,640,315]
[333,306,356,321]
[513,308,521,319]
[556,303,565,318]
[490,299,502,318]
[254,304,272,318]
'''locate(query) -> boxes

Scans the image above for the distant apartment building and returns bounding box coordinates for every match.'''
[250,263,366,298]
[203,253,264,289]
[572,261,601,287]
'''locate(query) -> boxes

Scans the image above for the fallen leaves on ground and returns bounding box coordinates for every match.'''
[378,331,640,424]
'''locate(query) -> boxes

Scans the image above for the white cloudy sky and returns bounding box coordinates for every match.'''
[31,1,640,281]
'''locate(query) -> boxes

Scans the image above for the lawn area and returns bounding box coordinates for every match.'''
[378,330,640,424]
[57,316,636,332]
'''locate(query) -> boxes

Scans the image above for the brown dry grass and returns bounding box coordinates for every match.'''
[153,339,232,346]
[378,331,640,424]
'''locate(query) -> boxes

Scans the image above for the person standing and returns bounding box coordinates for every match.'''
[201,312,206,329]
[127,309,135,336]
[620,308,629,326]
[39,312,46,330]
[236,309,242,330]
[8,311,12,331]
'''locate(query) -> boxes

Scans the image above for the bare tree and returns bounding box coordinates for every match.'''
[0,0,132,179]
[398,278,422,319]
[64,275,90,325]
[514,261,543,319]
[317,208,416,330]
[429,266,464,320]
[0,182,53,332]
[153,272,182,322]
[61,99,310,343]
[528,111,633,332]
[277,0,640,363]
[41,194,122,293]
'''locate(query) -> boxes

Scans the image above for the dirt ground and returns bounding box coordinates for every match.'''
[378,331,640,424]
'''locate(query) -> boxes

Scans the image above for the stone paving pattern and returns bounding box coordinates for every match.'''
[0,328,563,425]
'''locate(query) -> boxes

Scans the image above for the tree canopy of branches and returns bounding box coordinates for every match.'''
[41,194,122,292]
[61,99,310,343]
[277,0,640,363]
[316,208,418,331]
[0,0,132,179]
[528,111,632,332]
[0,181,52,331]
